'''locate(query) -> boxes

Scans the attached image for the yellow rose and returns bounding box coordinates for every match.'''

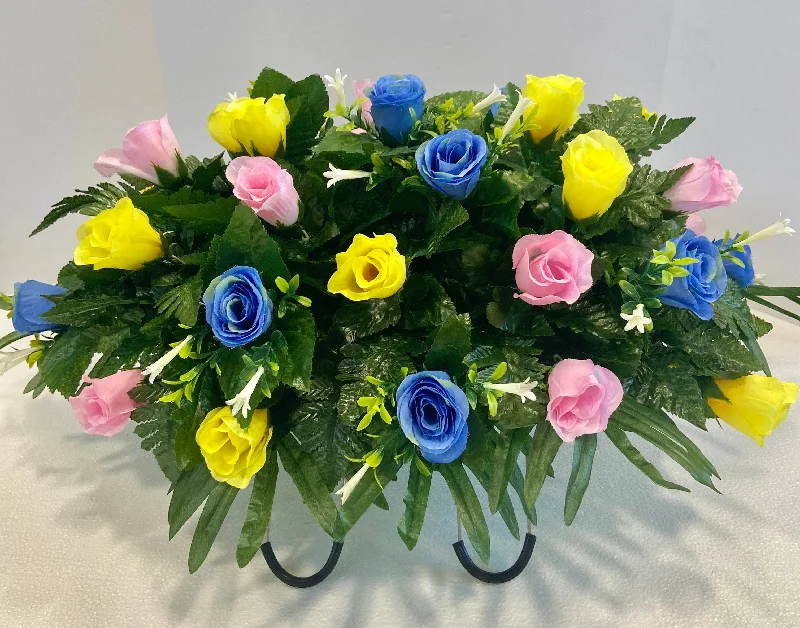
[612,94,656,120]
[207,95,290,157]
[522,74,585,142]
[561,129,633,220]
[74,197,164,271]
[196,406,272,488]
[327,233,406,301]
[707,375,799,446]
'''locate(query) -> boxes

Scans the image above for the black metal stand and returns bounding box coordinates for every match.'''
[452,516,536,584]
[261,534,344,588]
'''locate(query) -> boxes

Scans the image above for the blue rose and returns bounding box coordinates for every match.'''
[203,266,273,348]
[369,74,426,144]
[660,230,727,320]
[713,235,755,288]
[396,370,469,464]
[12,280,66,333]
[415,129,488,200]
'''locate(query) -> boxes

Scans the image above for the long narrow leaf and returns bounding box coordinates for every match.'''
[168,464,218,539]
[440,462,491,564]
[188,483,238,573]
[236,446,279,567]
[523,422,562,511]
[564,433,597,525]
[509,465,537,526]
[488,428,528,514]
[605,426,689,492]
[333,460,400,540]
[397,461,432,550]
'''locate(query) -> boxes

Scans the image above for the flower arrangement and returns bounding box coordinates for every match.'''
[2,66,799,577]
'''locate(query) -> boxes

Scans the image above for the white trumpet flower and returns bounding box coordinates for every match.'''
[498,91,533,143]
[620,303,652,334]
[0,346,37,377]
[324,68,348,110]
[737,219,795,247]
[323,163,371,188]
[472,85,507,115]
[336,462,371,505]
[226,366,265,419]
[484,377,538,403]
[142,335,193,384]
[226,91,239,102]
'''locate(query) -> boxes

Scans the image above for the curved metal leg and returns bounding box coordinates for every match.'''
[261,528,344,588]
[452,516,536,584]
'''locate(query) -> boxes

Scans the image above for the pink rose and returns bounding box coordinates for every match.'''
[225,156,300,226]
[685,214,706,235]
[546,359,623,443]
[512,230,594,306]
[94,115,181,184]
[664,156,742,213]
[353,79,374,127]
[68,370,143,437]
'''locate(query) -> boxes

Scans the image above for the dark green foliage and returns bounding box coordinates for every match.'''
[30,182,128,236]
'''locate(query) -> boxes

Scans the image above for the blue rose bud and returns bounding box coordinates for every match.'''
[369,74,426,144]
[11,280,66,333]
[203,265,273,348]
[660,230,727,320]
[415,129,488,200]
[713,235,755,288]
[396,370,469,464]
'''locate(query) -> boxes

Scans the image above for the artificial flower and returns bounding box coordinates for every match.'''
[353,79,374,126]
[368,74,425,143]
[327,233,406,301]
[483,378,538,403]
[68,370,143,436]
[336,462,371,505]
[141,335,193,383]
[664,156,742,213]
[203,266,273,348]
[226,156,299,226]
[522,74,585,142]
[714,236,755,289]
[472,84,507,116]
[94,115,181,184]
[74,197,163,271]
[737,219,794,246]
[415,129,488,200]
[226,366,265,419]
[11,280,65,333]
[323,164,371,188]
[561,130,633,220]
[685,214,707,236]
[498,91,533,143]
[620,303,652,334]
[324,68,348,110]
[208,95,289,157]
[196,406,272,488]
[708,375,799,446]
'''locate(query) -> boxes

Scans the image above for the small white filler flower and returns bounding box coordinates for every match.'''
[336,462,371,505]
[471,85,507,115]
[483,377,538,403]
[324,68,348,110]
[620,303,652,334]
[737,219,794,247]
[498,91,533,143]
[226,366,265,419]
[323,163,371,188]
[142,335,193,383]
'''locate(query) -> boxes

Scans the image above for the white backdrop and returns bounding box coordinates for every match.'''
[1,2,799,627]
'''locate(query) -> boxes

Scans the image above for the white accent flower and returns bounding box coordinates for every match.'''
[335,462,371,505]
[323,163,371,188]
[141,335,193,384]
[226,91,239,102]
[737,219,794,247]
[620,303,652,334]
[226,366,265,419]
[0,346,37,377]
[498,91,533,143]
[472,85,507,115]
[324,68,348,110]
[484,378,538,403]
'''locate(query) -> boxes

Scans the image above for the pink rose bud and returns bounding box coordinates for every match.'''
[685,213,706,235]
[546,359,623,442]
[664,156,742,213]
[94,115,181,184]
[226,156,300,226]
[512,230,594,306]
[68,370,144,437]
[353,79,374,126]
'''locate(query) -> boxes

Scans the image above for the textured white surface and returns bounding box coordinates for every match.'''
[1,311,799,628]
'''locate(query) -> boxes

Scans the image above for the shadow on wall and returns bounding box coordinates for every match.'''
[0,385,772,627]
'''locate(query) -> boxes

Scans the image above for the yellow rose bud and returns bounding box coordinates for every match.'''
[196,406,273,488]
[327,233,406,301]
[561,129,633,220]
[73,197,164,271]
[522,74,585,142]
[707,375,799,446]
[207,95,290,157]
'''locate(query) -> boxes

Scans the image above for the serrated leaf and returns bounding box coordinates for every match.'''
[284,74,329,159]
[426,199,469,256]
[425,313,471,375]
[31,183,128,236]
[156,273,203,328]
[164,197,240,234]
[250,67,294,99]
[332,294,401,343]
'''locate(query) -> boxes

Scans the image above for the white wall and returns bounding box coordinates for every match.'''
[1,2,800,627]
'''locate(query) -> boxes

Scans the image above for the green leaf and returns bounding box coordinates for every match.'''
[486,289,554,337]
[523,422,562,511]
[332,294,401,343]
[155,273,203,328]
[0,331,30,351]
[38,327,101,396]
[311,129,381,168]
[217,204,289,286]
[30,183,127,236]
[509,464,536,525]
[440,462,491,564]
[400,274,457,330]
[426,199,469,256]
[397,460,432,550]
[164,197,240,234]
[424,90,488,111]
[173,371,217,470]
[564,434,597,525]
[236,446,278,567]
[713,284,770,375]
[334,459,401,540]
[605,426,689,492]
[188,482,239,573]
[425,313,471,375]
[250,67,294,99]
[43,296,143,327]
[277,438,340,539]
[488,429,528,514]
[168,464,219,539]
[130,390,179,482]
[284,74,329,159]
[276,306,315,391]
